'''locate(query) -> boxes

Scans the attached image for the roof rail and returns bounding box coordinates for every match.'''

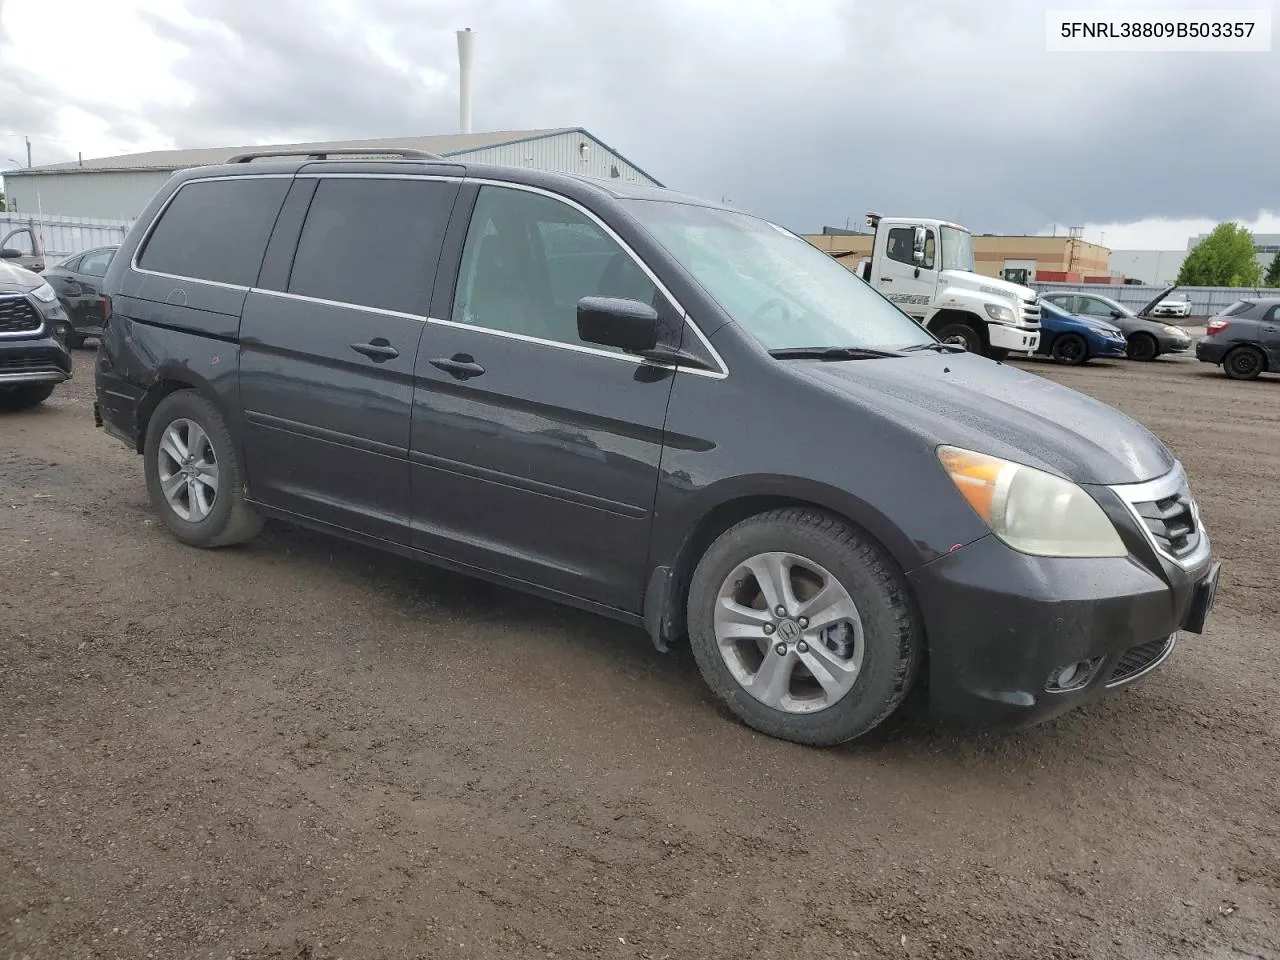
[225,147,443,163]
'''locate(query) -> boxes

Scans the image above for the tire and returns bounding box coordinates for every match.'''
[143,390,263,548]
[1050,333,1088,366]
[933,321,982,354]
[987,348,1010,362]
[1126,333,1158,362]
[0,383,56,411]
[685,508,922,746]
[1223,345,1265,381]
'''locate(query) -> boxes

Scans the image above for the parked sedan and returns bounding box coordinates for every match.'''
[41,245,117,348]
[1035,300,1127,365]
[1041,286,1193,361]
[1195,298,1280,380]
[1151,292,1193,318]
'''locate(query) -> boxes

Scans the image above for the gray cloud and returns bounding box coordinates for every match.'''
[4,0,1278,233]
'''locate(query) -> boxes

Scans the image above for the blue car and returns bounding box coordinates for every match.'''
[1035,299,1128,365]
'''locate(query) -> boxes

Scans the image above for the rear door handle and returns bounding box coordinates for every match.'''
[350,338,399,362]
[429,354,485,380]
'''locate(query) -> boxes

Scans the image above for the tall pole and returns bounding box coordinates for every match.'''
[456,28,474,135]
[25,135,31,168]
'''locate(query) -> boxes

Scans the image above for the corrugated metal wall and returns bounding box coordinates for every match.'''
[0,212,133,262]
[4,169,173,221]
[451,131,659,185]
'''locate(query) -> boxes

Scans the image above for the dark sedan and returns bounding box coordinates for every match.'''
[1035,300,1127,364]
[1042,285,1194,361]
[42,245,118,348]
[1195,298,1280,380]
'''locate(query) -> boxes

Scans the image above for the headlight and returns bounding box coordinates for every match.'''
[937,446,1127,558]
[984,303,1015,323]
[29,281,58,303]
[1163,325,1186,337]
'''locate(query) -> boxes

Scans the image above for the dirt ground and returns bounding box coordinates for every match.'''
[2,349,1278,960]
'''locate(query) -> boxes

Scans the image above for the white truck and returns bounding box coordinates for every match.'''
[852,213,1041,359]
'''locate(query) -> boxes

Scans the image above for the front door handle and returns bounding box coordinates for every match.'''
[350,338,399,362]
[880,278,893,283]
[429,353,486,380]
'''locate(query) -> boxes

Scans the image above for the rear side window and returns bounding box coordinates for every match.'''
[138,178,289,286]
[288,178,456,315]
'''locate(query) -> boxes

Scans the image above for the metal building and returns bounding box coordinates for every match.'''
[1,128,663,221]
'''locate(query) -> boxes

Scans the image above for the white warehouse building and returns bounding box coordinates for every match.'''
[1,127,663,221]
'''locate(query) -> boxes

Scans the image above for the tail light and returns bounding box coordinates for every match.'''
[1206,319,1229,335]
[101,295,112,326]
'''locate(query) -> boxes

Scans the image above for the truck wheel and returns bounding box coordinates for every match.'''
[987,348,1010,362]
[0,384,56,411]
[1126,333,1159,361]
[685,508,922,746]
[1223,345,1265,381]
[143,391,264,548]
[933,321,982,354]
[1050,333,1088,365]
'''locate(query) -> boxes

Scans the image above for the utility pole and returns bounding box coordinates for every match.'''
[25,135,31,168]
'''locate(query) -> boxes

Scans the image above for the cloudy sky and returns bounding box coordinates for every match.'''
[2,0,1277,248]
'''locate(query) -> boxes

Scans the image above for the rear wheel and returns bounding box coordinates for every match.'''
[1223,345,1265,381]
[143,391,263,547]
[686,508,922,746]
[1050,333,1088,365]
[1126,333,1159,362]
[933,321,982,354]
[0,383,56,411]
[987,348,1010,362]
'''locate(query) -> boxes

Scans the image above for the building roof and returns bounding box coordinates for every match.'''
[5,128,590,176]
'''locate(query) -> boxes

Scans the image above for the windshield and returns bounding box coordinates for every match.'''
[940,226,974,272]
[623,201,933,352]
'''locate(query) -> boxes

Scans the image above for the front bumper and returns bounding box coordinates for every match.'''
[1090,335,1128,358]
[1159,334,1192,354]
[0,329,73,387]
[990,323,1040,352]
[909,531,1217,729]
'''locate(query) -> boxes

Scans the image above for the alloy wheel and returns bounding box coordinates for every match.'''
[156,418,220,522]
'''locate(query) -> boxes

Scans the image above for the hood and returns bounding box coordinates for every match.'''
[940,270,1036,303]
[0,260,43,295]
[1137,283,1177,317]
[795,351,1175,485]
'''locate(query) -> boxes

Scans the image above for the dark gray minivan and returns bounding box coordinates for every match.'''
[94,149,1220,745]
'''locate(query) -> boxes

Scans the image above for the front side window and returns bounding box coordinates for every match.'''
[886,228,916,266]
[138,178,289,286]
[78,248,114,277]
[624,200,933,352]
[453,186,659,350]
[1077,297,1116,318]
[289,178,455,315]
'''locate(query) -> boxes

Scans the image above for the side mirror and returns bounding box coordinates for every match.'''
[912,226,926,264]
[1110,309,1124,319]
[0,248,22,260]
[577,296,659,353]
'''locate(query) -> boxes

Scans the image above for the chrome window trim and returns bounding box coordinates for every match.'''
[249,287,427,322]
[0,293,47,339]
[129,173,294,291]
[1105,633,1178,689]
[1109,462,1211,570]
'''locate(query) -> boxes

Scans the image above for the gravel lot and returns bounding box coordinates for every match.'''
[2,349,1277,960]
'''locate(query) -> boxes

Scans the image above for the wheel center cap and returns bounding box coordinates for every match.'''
[776,619,802,643]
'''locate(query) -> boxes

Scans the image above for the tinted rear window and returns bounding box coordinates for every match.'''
[1221,300,1253,317]
[138,178,289,286]
[287,178,456,315]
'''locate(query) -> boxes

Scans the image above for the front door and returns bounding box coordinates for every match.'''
[409,183,680,611]
[239,175,460,543]
[875,225,938,319]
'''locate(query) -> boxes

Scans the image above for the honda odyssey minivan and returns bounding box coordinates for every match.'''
[94,149,1220,745]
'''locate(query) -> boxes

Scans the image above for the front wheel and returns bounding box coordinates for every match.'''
[933,321,982,354]
[1126,333,1159,362]
[1050,333,1088,366]
[0,383,56,411]
[143,390,264,548]
[686,508,922,746]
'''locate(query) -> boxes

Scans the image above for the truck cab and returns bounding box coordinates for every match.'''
[859,213,1040,359]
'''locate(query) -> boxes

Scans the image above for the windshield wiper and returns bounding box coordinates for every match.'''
[768,346,904,361]
[900,341,967,354]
